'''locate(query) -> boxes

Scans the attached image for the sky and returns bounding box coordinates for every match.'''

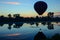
[0,0,60,17]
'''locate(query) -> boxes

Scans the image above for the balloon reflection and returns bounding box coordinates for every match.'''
[34,29,46,40]
[34,29,60,40]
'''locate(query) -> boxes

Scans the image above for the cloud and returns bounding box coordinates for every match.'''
[0,2,20,5]
[6,33,20,36]
[1,33,21,36]
[54,12,60,15]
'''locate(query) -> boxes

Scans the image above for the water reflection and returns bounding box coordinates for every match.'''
[34,24,60,40]
[13,22,23,28]
[0,22,4,26]
[34,29,47,40]
[8,23,13,30]
[0,22,59,30]
[34,31,60,40]
[0,22,24,30]
[0,22,60,40]
[51,34,60,40]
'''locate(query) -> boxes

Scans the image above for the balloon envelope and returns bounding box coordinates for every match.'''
[34,1,47,15]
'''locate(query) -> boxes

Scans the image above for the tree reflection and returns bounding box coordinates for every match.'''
[13,22,23,28]
[47,22,54,30]
[36,22,39,26]
[0,22,4,26]
[8,23,13,30]
[0,22,58,30]
[51,34,60,40]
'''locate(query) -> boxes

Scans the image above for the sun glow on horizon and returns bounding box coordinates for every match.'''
[0,12,48,17]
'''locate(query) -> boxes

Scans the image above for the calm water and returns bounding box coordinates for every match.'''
[0,22,60,40]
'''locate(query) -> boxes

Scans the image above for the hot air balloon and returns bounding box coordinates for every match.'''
[34,1,48,15]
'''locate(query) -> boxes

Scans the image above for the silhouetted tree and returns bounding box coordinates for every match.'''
[47,12,54,18]
[13,14,20,18]
[8,14,12,18]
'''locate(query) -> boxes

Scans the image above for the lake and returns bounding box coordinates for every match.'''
[0,22,60,40]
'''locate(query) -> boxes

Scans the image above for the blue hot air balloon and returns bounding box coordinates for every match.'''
[34,1,48,15]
